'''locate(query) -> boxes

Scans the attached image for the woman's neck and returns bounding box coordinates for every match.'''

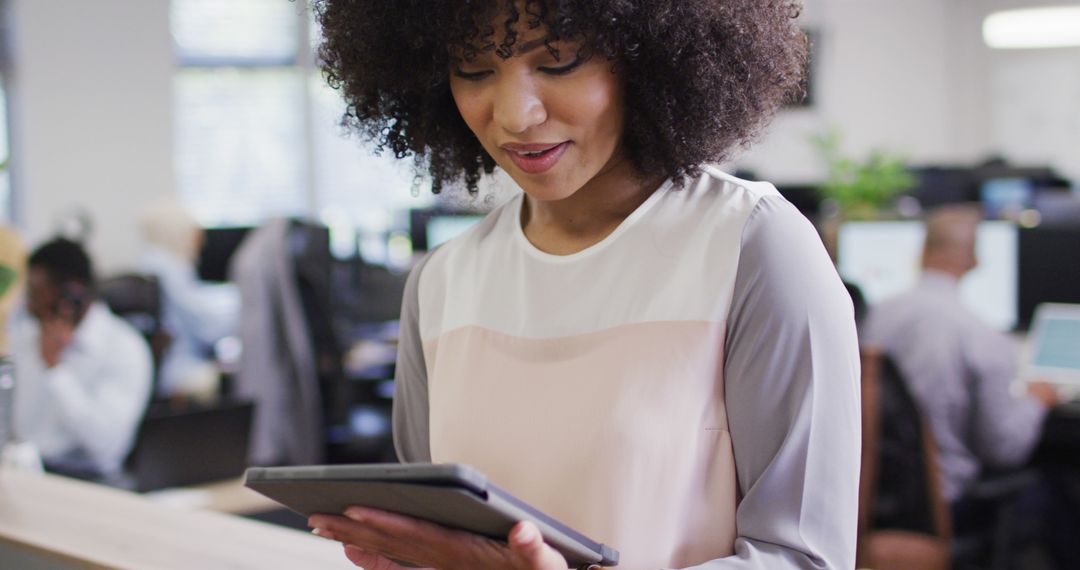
[521,158,665,255]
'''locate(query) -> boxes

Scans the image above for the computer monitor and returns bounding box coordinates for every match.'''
[1021,304,1080,392]
[907,166,979,210]
[980,177,1033,219]
[838,220,1018,331]
[127,400,254,492]
[1017,227,1080,329]
[197,227,253,282]
[410,209,485,251]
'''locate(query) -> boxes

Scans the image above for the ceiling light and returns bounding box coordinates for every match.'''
[983,6,1080,49]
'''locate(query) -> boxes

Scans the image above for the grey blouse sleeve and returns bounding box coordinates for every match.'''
[392,253,434,463]
[682,195,862,569]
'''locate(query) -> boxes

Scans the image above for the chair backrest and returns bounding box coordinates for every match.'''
[98,273,171,395]
[288,221,347,428]
[98,274,162,334]
[858,349,952,570]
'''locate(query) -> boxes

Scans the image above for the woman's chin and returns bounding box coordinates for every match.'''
[510,174,584,204]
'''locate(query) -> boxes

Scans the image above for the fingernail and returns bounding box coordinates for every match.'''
[312,527,335,540]
[344,507,365,521]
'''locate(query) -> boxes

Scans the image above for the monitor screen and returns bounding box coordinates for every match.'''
[197,227,253,282]
[838,220,1018,331]
[980,177,1033,219]
[907,166,978,209]
[1033,316,1080,371]
[426,215,484,250]
[1018,227,1080,329]
[410,209,485,251]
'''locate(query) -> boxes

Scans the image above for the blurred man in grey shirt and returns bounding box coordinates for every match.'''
[863,205,1058,503]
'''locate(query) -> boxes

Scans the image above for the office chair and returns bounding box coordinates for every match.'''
[857,349,951,570]
[98,273,170,397]
[950,468,1040,570]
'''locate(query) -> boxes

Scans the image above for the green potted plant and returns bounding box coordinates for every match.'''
[812,130,915,220]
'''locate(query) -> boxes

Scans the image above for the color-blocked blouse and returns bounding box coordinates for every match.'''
[393,167,860,569]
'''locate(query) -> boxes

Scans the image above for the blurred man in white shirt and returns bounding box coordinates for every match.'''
[10,238,151,477]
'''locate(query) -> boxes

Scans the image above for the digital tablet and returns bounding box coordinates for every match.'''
[243,463,619,567]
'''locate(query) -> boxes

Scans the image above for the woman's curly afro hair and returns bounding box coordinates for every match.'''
[314,0,808,193]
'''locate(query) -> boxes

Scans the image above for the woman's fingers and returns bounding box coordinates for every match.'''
[310,513,406,562]
[311,527,337,541]
[309,508,473,568]
[508,521,545,557]
[506,521,569,569]
[309,510,569,570]
[343,545,410,570]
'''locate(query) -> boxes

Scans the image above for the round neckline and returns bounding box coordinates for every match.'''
[512,178,674,263]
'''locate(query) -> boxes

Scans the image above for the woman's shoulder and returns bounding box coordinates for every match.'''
[656,166,797,249]
[689,165,813,239]
[695,165,783,203]
[659,165,789,235]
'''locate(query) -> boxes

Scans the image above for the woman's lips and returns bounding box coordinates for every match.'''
[503,142,570,174]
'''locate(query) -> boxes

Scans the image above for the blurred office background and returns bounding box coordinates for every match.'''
[2,0,1079,270]
[0,0,1078,568]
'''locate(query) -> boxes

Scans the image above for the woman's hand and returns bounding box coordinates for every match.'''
[309,507,571,570]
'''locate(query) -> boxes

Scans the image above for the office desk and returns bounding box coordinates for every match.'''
[0,468,354,569]
[144,476,282,516]
[1037,401,1080,470]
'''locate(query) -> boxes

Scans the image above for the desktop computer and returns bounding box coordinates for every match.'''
[838,220,1019,331]
[197,227,253,282]
[409,208,486,251]
[1018,226,1080,330]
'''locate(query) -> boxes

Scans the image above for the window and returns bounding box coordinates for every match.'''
[0,0,12,224]
[0,77,10,224]
[171,0,434,254]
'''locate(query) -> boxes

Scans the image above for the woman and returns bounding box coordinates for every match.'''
[309,1,860,568]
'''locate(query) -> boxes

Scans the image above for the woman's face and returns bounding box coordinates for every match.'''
[449,31,627,202]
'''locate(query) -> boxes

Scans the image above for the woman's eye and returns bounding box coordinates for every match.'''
[539,56,584,76]
[452,67,492,81]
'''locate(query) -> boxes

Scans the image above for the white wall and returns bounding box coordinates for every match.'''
[990,48,1080,184]
[737,0,1080,186]
[738,0,968,183]
[978,0,1080,184]
[8,0,173,274]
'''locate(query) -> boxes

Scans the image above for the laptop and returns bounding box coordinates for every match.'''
[127,400,254,492]
[1023,303,1080,400]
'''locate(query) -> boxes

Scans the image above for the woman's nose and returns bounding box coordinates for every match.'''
[492,76,547,134]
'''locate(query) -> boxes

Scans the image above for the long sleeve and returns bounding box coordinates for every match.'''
[45,360,148,472]
[163,276,239,347]
[392,252,435,463]
[40,306,152,474]
[964,328,1046,468]
[141,247,239,346]
[683,196,861,569]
